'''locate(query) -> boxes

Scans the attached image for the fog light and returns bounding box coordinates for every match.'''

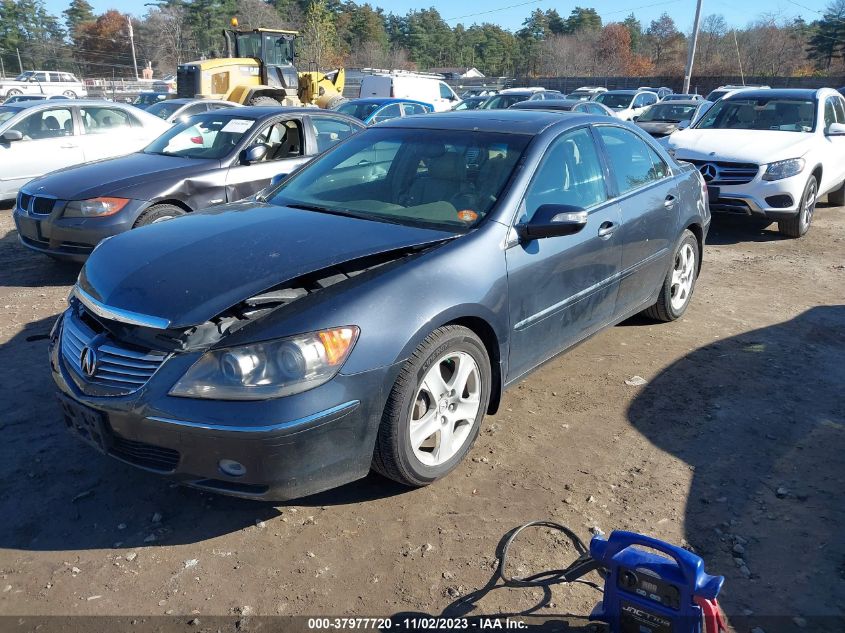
[219,459,247,477]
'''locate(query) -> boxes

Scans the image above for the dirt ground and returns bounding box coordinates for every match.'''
[0,199,842,633]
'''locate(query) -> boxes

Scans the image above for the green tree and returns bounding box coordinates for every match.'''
[562,7,602,34]
[299,0,340,68]
[806,0,845,71]
[622,13,642,53]
[63,0,95,41]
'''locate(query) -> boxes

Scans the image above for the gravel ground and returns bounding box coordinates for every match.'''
[0,200,842,632]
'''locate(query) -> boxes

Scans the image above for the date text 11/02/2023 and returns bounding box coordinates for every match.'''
[306,618,529,630]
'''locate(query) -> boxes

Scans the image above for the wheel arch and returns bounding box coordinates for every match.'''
[809,163,823,189]
[443,315,504,415]
[684,221,705,274]
[147,198,194,213]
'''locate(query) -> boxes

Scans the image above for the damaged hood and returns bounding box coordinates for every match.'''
[79,202,456,328]
[25,152,218,200]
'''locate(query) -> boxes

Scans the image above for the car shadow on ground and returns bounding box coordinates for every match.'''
[706,201,837,246]
[0,227,82,288]
[627,306,845,626]
[0,315,405,554]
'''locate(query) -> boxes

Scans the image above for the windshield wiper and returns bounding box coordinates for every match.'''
[286,202,405,226]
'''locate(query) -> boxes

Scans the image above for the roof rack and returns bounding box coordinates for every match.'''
[360,68,446,80]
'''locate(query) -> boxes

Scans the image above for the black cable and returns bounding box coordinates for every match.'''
[498,520,607,592]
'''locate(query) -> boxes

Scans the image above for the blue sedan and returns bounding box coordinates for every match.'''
[50,111,710,500]
[332,97,432,125]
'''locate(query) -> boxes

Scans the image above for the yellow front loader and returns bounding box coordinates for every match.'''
[175,22,345,108]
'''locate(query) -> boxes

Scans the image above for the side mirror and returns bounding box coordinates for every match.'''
[516,204,588,241]
[270,172,289,186]
[826,122,845,136]
[1,130,23,142]
[242,144,269,164]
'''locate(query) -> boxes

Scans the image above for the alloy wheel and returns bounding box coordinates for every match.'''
[409,351,481,466]
[670,243,696,312]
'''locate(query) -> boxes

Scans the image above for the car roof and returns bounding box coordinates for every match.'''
[189,106,362,123]
[602,89,639,95]
[344,98,431,106]
[652,99,703,106]
[511,99,581,110]
[377,109,601,134]
[723,88,818,100]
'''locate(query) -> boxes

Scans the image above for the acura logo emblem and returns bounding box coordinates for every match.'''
[700,163,718,183]
[80,346,99,377]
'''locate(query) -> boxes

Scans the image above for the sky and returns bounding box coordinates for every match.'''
[42,0,827,32]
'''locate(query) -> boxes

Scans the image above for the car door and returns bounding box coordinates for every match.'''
[594,124,678,317]
[505,126,623,381]
[224,117,311,202]
[0,106,83,194]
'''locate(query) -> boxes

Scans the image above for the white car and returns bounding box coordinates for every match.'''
[594,89,659,121]
[0,100,169,200]
[666,88,845,238]
[704,84,769,102]
[1,71,88,100]
[358,72,461,112]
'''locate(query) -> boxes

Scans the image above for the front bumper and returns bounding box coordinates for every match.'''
[680,162,808,221]
[13,197,147,262]
[49,313,398,500]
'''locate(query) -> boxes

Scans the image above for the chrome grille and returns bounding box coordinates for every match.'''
[61,312,168,393]
[18,191,32,211]
[686,160,759,186]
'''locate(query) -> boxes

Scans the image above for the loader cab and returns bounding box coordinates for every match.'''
[225,28,299,92]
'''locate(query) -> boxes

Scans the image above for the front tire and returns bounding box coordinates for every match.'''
[372,325,491,487]
[643,229,699,322]
[133,203,185,228]
[778,175,817,238]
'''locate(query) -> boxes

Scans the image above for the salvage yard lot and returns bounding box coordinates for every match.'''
[0,202,842,627]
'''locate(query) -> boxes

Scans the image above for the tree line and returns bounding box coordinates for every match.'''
[0,0,843,80]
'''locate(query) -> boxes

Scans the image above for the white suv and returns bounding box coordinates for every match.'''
[594,89,659,120]
[0,71,88,100]
[667,88,845,237]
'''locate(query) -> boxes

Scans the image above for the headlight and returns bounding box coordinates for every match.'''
[64,197,131,217]
[762,158,805,181]
[169,326,359,400]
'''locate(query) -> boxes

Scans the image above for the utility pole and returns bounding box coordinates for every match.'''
[682,0,703,94]
[733,30,745,85]
[127,15,139,80]
[16,48,23,74]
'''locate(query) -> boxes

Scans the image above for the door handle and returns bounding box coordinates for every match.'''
[60,144,78,149]
[664,194,677,208]
[598,221,617,239]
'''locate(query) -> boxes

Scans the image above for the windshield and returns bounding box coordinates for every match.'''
[134,93,167,106]
[0,107,18,126]
[268,127,530,231]
[695,97,816,132]
[481,94,530,109]
[566,92,592,101]
[639,103,698,122]
[144,115,256,158]
[334,101,380,121]
[705,90,729,101]
[13,72,33,81]
[595,93,634,109]
[453,98,483,111]
[146,101,184,120]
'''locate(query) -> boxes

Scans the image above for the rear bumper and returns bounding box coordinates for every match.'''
[49,314,398,501]
[13,198,146,261]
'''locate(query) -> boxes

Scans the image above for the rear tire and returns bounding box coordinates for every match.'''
[778,175,817,238]
[133,204,185,228]
[6,89,22,98]
[643,229,699,322]
[248,95,281,106]
[827,179,845,206]
[372,325,491,487]
[62,90,77,99]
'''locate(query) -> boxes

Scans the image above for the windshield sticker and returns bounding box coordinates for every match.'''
[221,119,254,134]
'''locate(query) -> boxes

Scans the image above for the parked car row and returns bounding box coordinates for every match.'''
[5,82,845,502]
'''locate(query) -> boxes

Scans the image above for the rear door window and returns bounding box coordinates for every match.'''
[312,117,357,152]
[370,104,402,124]
[79,107,132,134]
[596,126,667,195]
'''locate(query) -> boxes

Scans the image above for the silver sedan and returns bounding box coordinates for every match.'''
[0,100,169,200]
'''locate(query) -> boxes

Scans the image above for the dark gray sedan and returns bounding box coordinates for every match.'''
[50,111,709,500]
[510,98,615,116]
[14,107,364,261]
